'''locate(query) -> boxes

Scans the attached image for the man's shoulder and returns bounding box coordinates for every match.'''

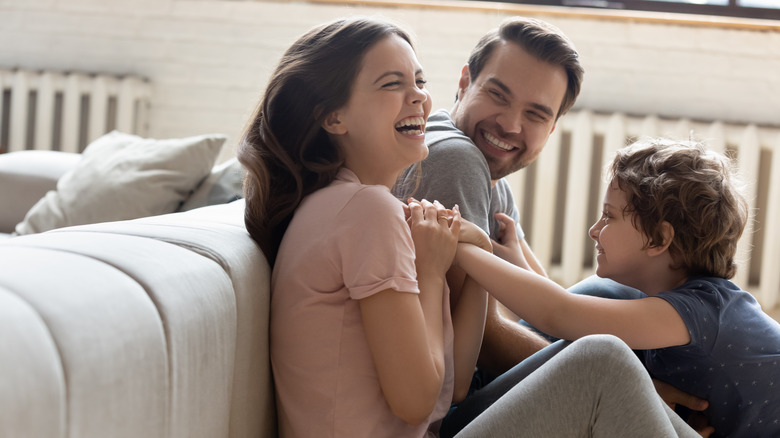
[423,110,485,169]
[425,110,474,147]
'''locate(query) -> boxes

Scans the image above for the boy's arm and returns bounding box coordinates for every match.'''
[455,243,691,350]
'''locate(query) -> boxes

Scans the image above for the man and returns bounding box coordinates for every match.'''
[399,16,581,376]
[396,16,709,436]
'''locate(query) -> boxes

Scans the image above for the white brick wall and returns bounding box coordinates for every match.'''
[1,0,778,161]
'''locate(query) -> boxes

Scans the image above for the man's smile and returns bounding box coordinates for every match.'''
[482,130,516,152]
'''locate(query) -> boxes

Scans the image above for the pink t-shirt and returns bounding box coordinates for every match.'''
[271,168,454,438]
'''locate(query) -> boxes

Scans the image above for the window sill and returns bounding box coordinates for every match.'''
[301,0,780,30]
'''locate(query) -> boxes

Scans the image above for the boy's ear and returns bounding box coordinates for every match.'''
[647,221,675,257]
[322,110,347,135]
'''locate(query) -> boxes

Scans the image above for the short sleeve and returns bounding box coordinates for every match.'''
[491,179,525,241]
[656,287,720,352]
[336,186,419,300]
[414,140,493,234]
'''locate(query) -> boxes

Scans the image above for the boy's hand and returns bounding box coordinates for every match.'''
[458,217,492,252]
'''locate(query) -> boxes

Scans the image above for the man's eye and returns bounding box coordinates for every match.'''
[488,89,504,100]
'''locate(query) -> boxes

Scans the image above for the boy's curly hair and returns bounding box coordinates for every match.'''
[608,137,749,279]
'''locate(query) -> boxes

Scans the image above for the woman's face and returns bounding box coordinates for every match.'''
[326,34,432,188]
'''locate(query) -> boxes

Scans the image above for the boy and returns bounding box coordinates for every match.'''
[454,137,780,437]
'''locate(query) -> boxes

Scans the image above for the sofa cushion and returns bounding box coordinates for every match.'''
[0,201,274,437]
[0,150,81,234]
[179,157,244,212]
[14,131,226,235]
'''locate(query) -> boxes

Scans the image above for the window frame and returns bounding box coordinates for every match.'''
[499,0,780,20]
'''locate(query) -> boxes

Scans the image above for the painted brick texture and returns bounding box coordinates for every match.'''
[1,0,778,160]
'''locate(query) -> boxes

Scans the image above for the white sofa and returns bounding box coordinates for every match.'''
[0,150,276,437]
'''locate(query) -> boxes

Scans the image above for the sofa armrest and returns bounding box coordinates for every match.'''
[0,151,81,234]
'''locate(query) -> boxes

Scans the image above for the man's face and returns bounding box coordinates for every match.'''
[451,41,568,182]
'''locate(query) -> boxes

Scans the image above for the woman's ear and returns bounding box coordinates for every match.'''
[322,110,347,135]
[647,221,675,257]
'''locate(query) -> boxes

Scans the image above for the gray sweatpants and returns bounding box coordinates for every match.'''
[454,335,699,438]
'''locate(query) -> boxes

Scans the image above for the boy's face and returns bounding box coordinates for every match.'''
[588,180,653,289]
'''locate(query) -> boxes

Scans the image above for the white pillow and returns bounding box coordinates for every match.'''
[179,158,244,212]
[15,131,226,235]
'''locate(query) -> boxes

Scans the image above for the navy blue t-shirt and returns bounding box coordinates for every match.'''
[642,276,780,437]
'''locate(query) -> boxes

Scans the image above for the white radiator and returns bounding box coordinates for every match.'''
[508,110,780,311]
[0,68,151,154]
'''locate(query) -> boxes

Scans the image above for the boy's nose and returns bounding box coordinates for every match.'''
[588,222,600,241]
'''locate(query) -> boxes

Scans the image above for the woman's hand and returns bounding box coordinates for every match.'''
[406,198,460,277]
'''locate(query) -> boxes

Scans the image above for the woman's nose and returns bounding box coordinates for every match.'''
[409,85,428,105]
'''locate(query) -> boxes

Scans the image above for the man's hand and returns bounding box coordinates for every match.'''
[492,213,530,269]
[652,379,714,437]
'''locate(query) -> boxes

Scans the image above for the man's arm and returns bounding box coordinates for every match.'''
[474,208,550,374]
[520,238,546,278]
[477,295,550,375]
[477,236,550,375]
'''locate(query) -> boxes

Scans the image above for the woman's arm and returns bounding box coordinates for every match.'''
[447,219,490,402]
[455,243,690,350]
[360,199,458,425]
[449,272,487,402]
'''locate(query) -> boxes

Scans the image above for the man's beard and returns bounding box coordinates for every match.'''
[486,155,530,181]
